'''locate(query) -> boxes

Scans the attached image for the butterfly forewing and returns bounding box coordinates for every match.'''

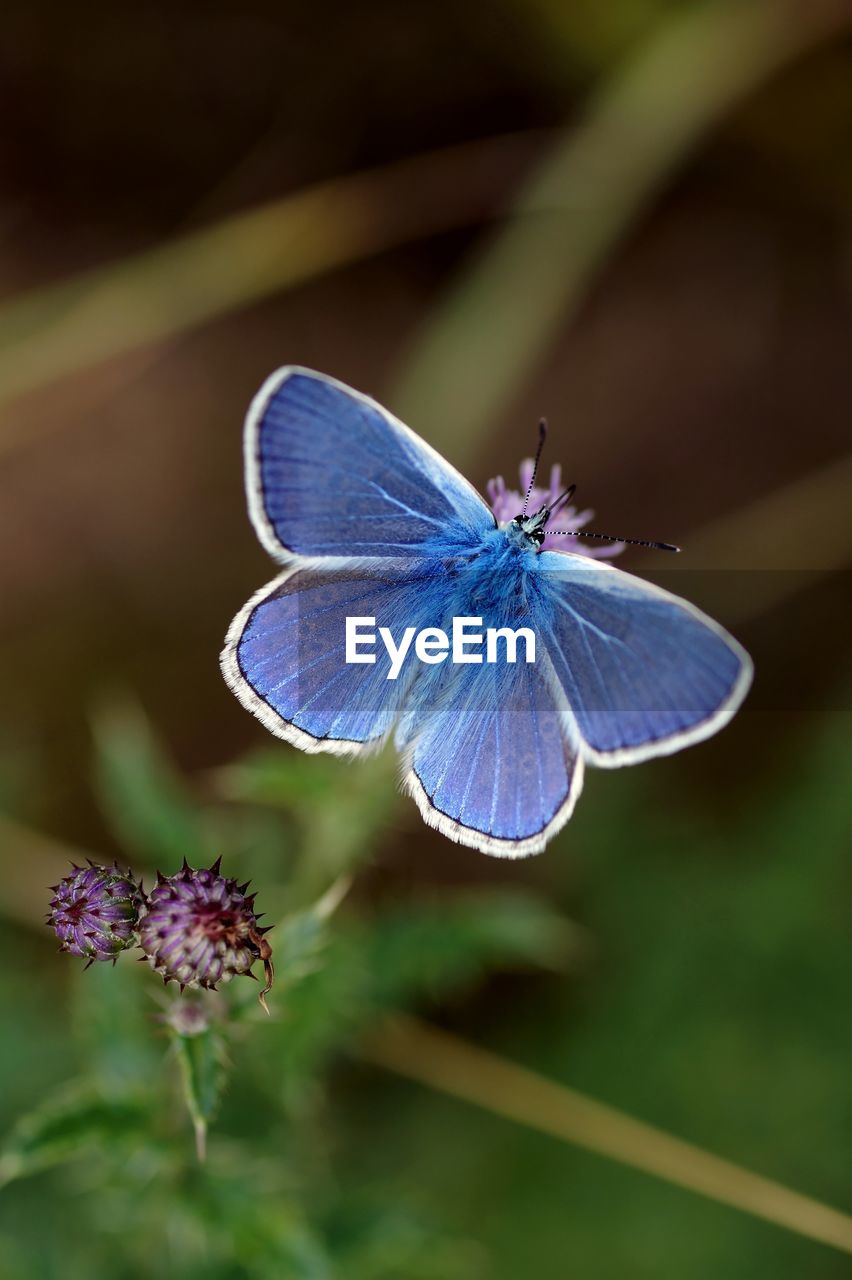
[246,367,495,562]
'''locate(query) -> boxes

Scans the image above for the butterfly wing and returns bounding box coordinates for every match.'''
[222,562,454,755]
[228,366,749,851]
[245,367,495,563]
[534,551,752,765]
[398,657,584,858]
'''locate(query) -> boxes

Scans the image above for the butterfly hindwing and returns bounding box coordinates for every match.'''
[534,551,752,764]
[222,562,453,754]
[399,656,584,858]
[246,367,495,562]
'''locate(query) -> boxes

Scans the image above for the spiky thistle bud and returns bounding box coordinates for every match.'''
[47,862,144,965]
[138,858,274,1010]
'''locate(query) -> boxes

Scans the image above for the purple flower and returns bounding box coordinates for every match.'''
[487,460,623,558]
[48,862,143,965]
[138,859,274,1011]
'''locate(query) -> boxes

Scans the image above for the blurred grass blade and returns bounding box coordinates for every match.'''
[0,813,95,929]
[171,1021,227,1162]
[0,132,542,426]
[673,451,852,579]
[0,1084,148,1188]
[393,0,852,458]
[91,699,207,868]
[362,1015,852,1257]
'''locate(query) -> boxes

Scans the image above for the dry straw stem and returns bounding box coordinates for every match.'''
[0,132,541,430]
[0,3,849,459]
[671,453,852,621]
[362,1013,852,1256]
[394,0,852,459]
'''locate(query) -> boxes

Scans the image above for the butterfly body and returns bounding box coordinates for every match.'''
[222,367,752,857]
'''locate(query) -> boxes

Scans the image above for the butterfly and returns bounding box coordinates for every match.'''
[221,367,752,857]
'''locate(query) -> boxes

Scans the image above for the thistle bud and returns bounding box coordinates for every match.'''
[48,862,143,964]
[138,859,274,1010]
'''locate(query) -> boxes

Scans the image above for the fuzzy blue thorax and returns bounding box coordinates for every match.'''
[428,522,547,631]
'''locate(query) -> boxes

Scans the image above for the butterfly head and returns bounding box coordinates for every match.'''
[504,424,579,552]
[508,504,551,549]
[494,423,679,555]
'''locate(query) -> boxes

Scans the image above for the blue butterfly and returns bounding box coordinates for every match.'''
[221,368,752,857]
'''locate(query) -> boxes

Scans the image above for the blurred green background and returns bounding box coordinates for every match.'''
[0,0,851,1276]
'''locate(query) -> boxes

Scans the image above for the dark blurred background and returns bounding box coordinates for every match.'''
[0,1,851,1277]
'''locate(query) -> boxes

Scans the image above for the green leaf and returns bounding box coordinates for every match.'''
[171,1021,228,1162]
[323,1194,486,1280]
[224,877,350,1029]
[0,1083,148,1187]
[182,1156,335,1279]
[276,877,350,976]
[261,931,368,1107]
[213,749,399,890]
[241,880,367,1103]
[91,698,208,867]
[72,956,162,1091]
[365,890,584,1008]
[245,1215,334,1280]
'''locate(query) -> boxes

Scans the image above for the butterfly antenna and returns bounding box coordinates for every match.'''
[523,419,548,516]
[548,530,680,552]
[549,484,576,516]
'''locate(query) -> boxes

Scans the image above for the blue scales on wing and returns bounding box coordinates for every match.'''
[248,368,495,561]
[399,658,583,857]
[228,563,452,752]
[534,551,751,762]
